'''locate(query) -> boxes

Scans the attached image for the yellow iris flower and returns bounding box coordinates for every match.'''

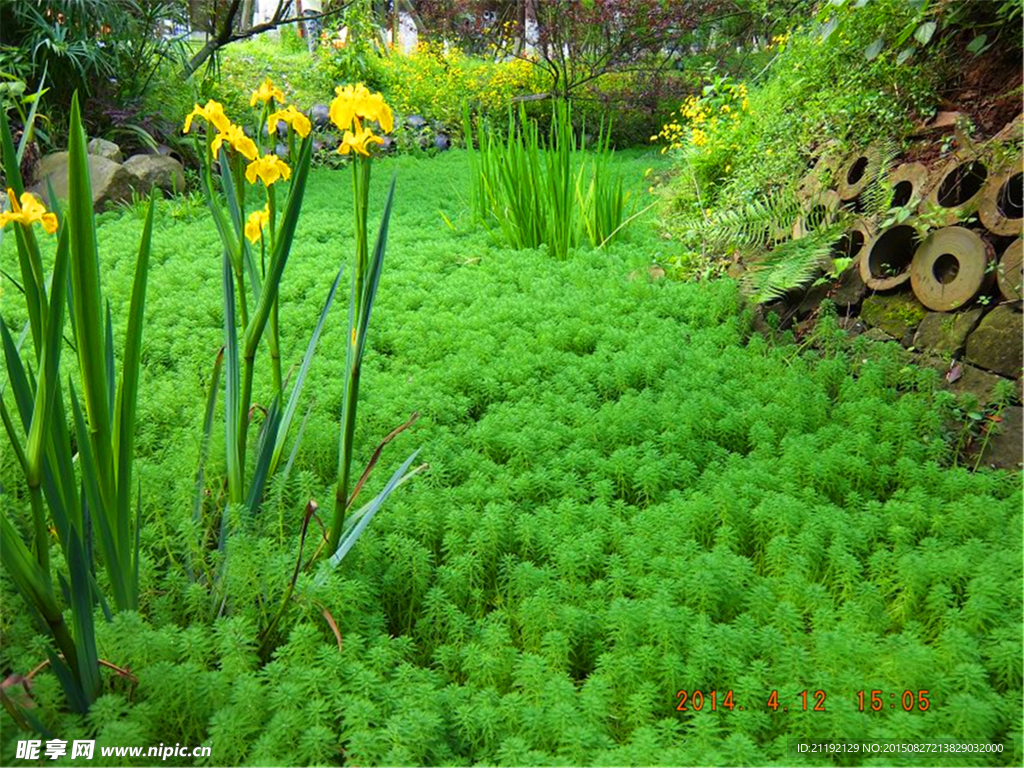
[245,155,292,187]
[244,204,270,244]
[337,117,384,157]
[267,105,312,138]
[329,83,394,134]
[183,100,231,134]
[211,123,259,161]
[251,78,285,107]
[0,188,58,234]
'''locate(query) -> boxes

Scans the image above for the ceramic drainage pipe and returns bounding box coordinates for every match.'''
[996,237,1023,301]
[837,145,883,202]
[887,162,932,212]
[792,190,841,240]
[910,226,995,311]
[860,223,922,291]
[977,162,1023,237]
[924,154,990,226]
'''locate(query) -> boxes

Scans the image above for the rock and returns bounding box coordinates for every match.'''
[949,364,1004,404]
[434,133,451,152]
[274,143,289,159]
[122,154,186,195]
[860,292,927,344]
[913,309,984,355]
[863,327,895,342]
[263,121,289,137]
[911,110,962,137]
[405,114,427,130]
[309,104,331,128]
[832,264,867,308]
[31,152,141,211]
[838,317,867,338]
[153,144,184,165]
[974,406,1023,470]
[795,280,829,317]
[859,328,914,365]
[965,305,1023,377]
[87,137,122,163]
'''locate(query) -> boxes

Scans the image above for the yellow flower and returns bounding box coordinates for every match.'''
[211,123,259,161]
[245,154,292,186]
[0,188,58,234]
[183,100,231,134]
[267,105,312,138]
[251,78,285,107]
[337,117,384,157]
[244,204,270,243]
[330,83,394,134]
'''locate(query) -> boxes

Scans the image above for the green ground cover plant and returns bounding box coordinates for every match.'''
[1,146,1021,765]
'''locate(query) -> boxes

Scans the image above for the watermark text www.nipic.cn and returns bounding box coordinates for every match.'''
[16,740,212,760]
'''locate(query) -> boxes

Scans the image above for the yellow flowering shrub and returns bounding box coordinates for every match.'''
[652,77,750,155]
[375,42,545,132]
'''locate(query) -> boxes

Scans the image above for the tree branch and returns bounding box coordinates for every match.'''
[182,0,352,78]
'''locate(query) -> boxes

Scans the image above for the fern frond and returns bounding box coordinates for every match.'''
[860,137,902,217]
[741,223,846,303]
[681,191,803,250]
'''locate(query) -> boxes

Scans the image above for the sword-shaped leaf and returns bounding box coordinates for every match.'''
[269,265,343,477]
[243,136,312,359]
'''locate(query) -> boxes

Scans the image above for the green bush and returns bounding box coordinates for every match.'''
[660,0,941,220]
[204,38,335,121]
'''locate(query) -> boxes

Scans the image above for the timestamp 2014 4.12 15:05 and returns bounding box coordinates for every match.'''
[674,690,932,713]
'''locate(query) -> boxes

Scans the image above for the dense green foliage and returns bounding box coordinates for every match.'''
[0,0,190,149]
[464,103,633,259]
[2,150,1021,765]
[658,0,1022,300]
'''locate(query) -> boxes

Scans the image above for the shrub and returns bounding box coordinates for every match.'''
[203,38,335,124]
[353,42,545,138]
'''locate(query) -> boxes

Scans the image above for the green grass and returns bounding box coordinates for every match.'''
[1,150,1021,766]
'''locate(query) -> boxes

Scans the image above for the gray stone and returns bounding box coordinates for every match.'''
[405,114,427,130]
[860,293,927,343]
[87,137,123,163]
[795,280,829,317]
[965,305,1023,377]
[838,317,867,338]
[832,264,867,307]
[949,364,1004,404]
[863,326,895,342]
[122,154,186,195]
[31,152,141,211]
[913,309,984,355]
[435,133,451,152]
[974,406,1023,470]
[309,104,331,128]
